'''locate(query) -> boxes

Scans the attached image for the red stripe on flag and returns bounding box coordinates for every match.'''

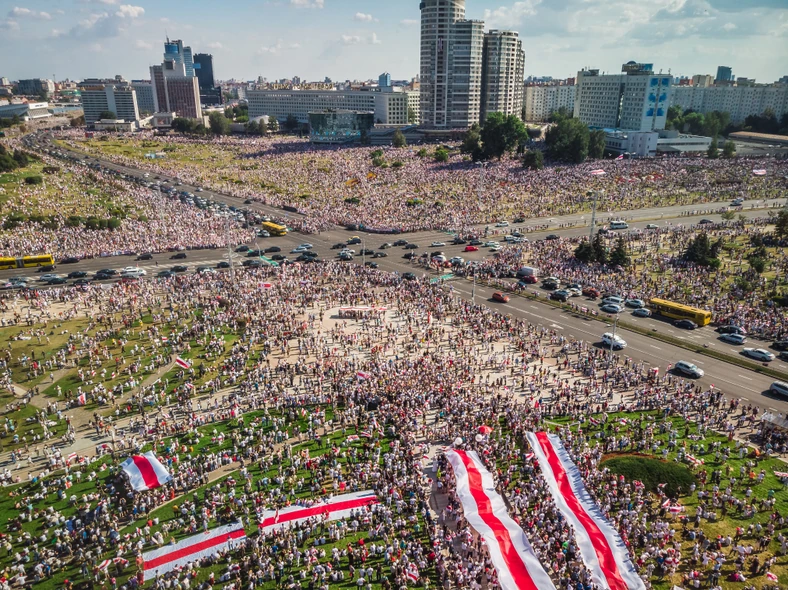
[534,432,629,590]
[258,496,378,529]
[132,455,161,490]
[453,450,541,590]
[145,529,246,570]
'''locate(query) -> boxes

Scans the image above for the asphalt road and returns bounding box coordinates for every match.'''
[10,131,788,414]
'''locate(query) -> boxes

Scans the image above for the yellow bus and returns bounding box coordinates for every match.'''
[648,298,712,326]
[0,254,56,270]
[261,221,288,237]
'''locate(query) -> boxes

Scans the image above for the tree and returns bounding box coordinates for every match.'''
[548,106,571,123]
[392,129,407,148]
[683,112,705,135]
[522,150,544,170]
[609,236,630,267]
[683,233,720,267]
[722,140,736,158]
[284,114,299,132]
[434,148,449,163]
[480,112,528,160]
[666,105,684,131]
[208,112,231,136]
[98,110,117,120]
[592,232,608,265]
[748,256,767,274]
[545,117,589,163]
[245,120,260,135]
[461,123,483,154]
[774,209,788,239]
[407,107,418,125]
[13,150,29,168]
[70,115,85,127]
[721,210,736,221]
[707,138,719,159]
[588,129,606,159]
[171,118,194,133]
[574,240,596,263]
[267,118,279,133]
[526,127,542,140]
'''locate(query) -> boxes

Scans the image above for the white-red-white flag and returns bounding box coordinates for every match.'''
[120,451,172,491]
[175,356,191,369]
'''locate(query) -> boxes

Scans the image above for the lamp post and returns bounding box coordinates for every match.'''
[608,313,620,366]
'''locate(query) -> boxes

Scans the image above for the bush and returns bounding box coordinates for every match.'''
[370,149,384,159]
[24,175,43,185]
[434,148,449,163]
[416,148,427,157]
[372,156,385,167]
[392,161,404,168]
[601,455,696,498]
[344,197,361,205]
[107,217,122,230]
[405,198,423,207]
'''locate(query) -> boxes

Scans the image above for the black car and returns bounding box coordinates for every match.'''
[393,239,408,246]
[544,234,560,240]
[216,261,230,269]
[364,262,379,269]
[347,237,362,245]
[243,260,262,268]
[97,268,117,275]
[452,238,467,245]
[157,270,174,278]
[73,278,91,286]
[247,250,262,257]
[717,325,746,336]
[61,257,80,264]
[698,218,714,225]
[403,252,417,260]
[265,246,282,253]
[550,291,568,302]
[514,217,526,223]
[94,272,112,280]
[402,272,417,281]
[302,251,318,258]
[772,341,788,351]
[136,253,153,261]
[271,254,285,261]
[244,199,253,204]
[360,248,375,256]
[469,239,483,246]
[170,252,187,259]
[37,265,56,272]
[674,319,698,330]
[47,277,68,285]
[235,245,250,252]
[67,271,87,279]
[779,351,788,362]
[331,243,346,250]
[542,280,559,290]
[404,243,418,250]
[172,265,188,272]
[295,254,311,262]
[373,252,388,258]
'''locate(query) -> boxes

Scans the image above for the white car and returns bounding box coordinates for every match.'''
[743,348,775,362]
[39,273,60,282]
[567,287,582,297]
[674,361,704,378]
[340,248,355,255]
[601,332,627,350]
[291,247,309,253]
[495,221,509,227]
[298,243,314,250]
[430,241,446,247]
[450,256,465,265]
[720,333,746,345]
[490,245,502,252]
[120,268,146,277]
[484,241,499,248]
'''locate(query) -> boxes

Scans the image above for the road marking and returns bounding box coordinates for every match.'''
[691,359,705,365]
[738,374,753,381]
[650,345,662,350]
[550,323,564,330]
[530,305,538,310]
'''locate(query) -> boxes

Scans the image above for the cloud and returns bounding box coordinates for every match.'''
[483,0,543,28]
[290,0,324,7]
[0,19,19,31]
[340,32,381,46]
[115,5,145,18]
[134,39,152,49]
[207,41,223,49]
[400,19,418,26]
[89,42,103,52]
[9,7,52,20]
[257,39,301,54]
[354,12,374,22]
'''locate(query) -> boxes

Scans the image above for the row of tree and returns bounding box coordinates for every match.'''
[574,233,631,267]
[667,106,788,138]
[0,144,34,173]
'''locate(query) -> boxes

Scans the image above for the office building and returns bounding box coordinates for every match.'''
[715,66,733,83]
[523,84,576,122]
[419,0,484,129]
[164,38,194,77]
[0,77,10,87]
[309,110,375,144]
[671,84,788,124]
[691,74,714,88]
[480,30,524,122]
[247,88,418,125]
[131,81,156,115]
[77,79,140,124]
[574,62,672,131]
[16,78,55,96]
[150,58,202,119]
[0,102,52,121]
[378,72,391,88]
[194,53,222,106]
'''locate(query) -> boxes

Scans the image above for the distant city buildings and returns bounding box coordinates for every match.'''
[480,30,525,122]
[150,38,203,119]
[378,72,391,88]
[16,78,55,96]
[77,78,140,124]
[574,62,672,131]
[164,39,194,77]
[523,83,576,122]
[671,84,788,124]
[194,53,222,106]
[715,65,734,83]
[130,81,155,115]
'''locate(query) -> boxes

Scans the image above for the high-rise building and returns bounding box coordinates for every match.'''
[150,53,202,119]
[691,74,714,88]
[194,53,222,106]
[378,72,391,88]
[574,62,672,131]
[446,19,484,128]
[77,80,140,124]
[524,84,576,122]
[480,30,524,122]
[16,78,55,96]
[150,66,167,113]
[131,81,156,115]
[715,66,733,83]
[164,39,194,77]
[671,84,788,124]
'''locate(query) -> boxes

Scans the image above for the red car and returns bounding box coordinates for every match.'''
[492,292,510,303]
[520,275,538,284]
[464,245,479,252]
[582,287,600,299]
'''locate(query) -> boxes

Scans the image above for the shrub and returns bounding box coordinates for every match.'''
[24,175,43,185]
[434,148,449,163]
[372,156,385,167]
[370,149,384,159]
[65,216,82,227]
[416,148,427,157]
[344,197,361,205]
[405,198,423,207]
[601,455,696,498]
[392,161,404,168]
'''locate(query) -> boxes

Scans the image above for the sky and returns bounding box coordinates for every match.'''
[1,0,786,84]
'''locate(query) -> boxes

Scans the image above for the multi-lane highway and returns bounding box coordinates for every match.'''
[10,131,788,414]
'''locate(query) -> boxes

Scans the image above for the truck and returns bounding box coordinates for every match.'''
[516,266,539,279]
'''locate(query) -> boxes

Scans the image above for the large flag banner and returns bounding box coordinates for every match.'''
[175,356,191,369]
[526,432,646,590]
[445,449,556,590]
[121,451,172,492]
[142,522,246,581]
[257,490,379,533]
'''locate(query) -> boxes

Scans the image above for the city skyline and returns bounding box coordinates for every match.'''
[1,0,786,84]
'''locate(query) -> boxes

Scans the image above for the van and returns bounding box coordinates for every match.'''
[610,220,629,230]
[516,266,539,279]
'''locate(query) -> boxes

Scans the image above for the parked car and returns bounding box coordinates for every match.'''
[393,239,408,246]
[601,332,627,350]
[625,299,646,309]
[550,290,569,302]
[373,252,388,258]
[717,325,747,336]
[264,246,281,253]
[216,261,230,269]
[770,381,788,397]
[170,252,187,259]
[404,243,418,250]
[673,319,698,330]
[67,271,87,279]
[720,333,746,345]
[172,265,188,272]
[464,245,479,252]
[136,253,153,260]
[674,361,704,378]
[632,308,652,318]
[772,340,788,351]
[492,292,509,303]
[600,303,623,314]
[743,348,775,362]
[582,287,600,299]
[430,241,446,247]
[61,257,80,264]
[402,272,416,280]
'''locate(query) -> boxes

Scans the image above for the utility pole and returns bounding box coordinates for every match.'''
[589,190,599,242]
[472,273,476,305]
[608,313,620,366]
[225,215,235,285]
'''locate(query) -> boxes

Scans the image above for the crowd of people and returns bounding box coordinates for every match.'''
[0,261,785,589]
[58,130,788,234]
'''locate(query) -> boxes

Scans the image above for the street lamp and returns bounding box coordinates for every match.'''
[608,313,621,366]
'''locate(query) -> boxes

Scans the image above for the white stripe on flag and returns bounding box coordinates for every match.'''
[526,432,645,590]
[143,522,245,581]
[175,356,191,369]
[121,451,172,492]
[257,491,379,533]
[446,449,556,590]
